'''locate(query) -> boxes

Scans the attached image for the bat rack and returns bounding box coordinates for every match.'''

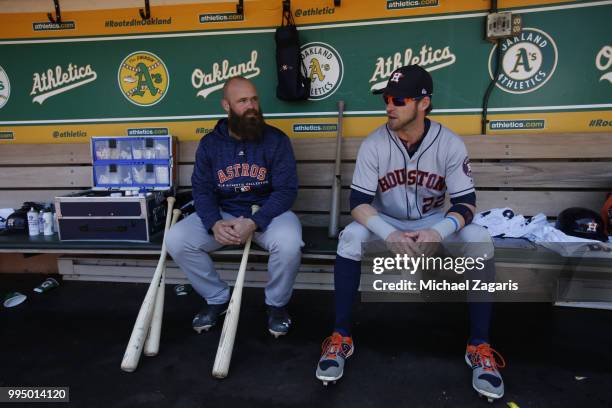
[47,0,62,24]
[139,0,151,20]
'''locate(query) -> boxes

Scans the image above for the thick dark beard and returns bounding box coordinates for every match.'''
[228,107,265,142]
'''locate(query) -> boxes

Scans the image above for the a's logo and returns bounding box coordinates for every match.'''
[192,50,261,99]
[488,28,558,94]
[30,63,97,105]
[118,51,169,106]
[0,66,10,109]
[300,42,344,100]
[595,45,612,84]
[370,45,456,92]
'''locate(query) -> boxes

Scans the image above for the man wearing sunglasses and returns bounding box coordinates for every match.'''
[315,65,505,402]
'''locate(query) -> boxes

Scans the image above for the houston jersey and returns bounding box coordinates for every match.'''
[351,120,474,221]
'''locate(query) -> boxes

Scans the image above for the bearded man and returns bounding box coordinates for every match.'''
[166,76,302,337]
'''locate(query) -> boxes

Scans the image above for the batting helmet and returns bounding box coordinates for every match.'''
[556,207,607,242]
[3,210,27,233]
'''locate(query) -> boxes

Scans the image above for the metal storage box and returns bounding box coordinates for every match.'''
[54,135,177,242]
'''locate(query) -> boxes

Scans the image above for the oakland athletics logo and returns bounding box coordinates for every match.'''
[0,65,10,109]
[118,51,169,106]
[300,42,344,100]
[488,28,558,94]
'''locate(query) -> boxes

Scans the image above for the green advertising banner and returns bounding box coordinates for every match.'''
[0,1,611,141]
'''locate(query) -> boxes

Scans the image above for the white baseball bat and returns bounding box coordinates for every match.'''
[144,208,182,357]
[120,197,177,372]
[211,205,259,379]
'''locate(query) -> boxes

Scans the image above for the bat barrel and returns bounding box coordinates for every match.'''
[211,236,253,378]
[144,208,181,356]
[211,205,259,379]
[120,197,176,372]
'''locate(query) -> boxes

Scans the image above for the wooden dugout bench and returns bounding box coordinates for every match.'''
[0,132,611,303]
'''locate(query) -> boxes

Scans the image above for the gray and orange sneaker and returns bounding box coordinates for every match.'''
[465,343,506,402]
[315,332,354,386]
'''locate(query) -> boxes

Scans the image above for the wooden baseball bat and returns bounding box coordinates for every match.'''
[144,208,182,357]
[328,100,345,238]
[211,205,259,379]
[120,197,177,372]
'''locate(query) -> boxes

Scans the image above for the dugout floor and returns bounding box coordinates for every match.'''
[2,273,611,408]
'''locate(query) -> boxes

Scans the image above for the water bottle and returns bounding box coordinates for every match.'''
[27,207,39,236]
[52,211,59,234]
[43,211,54,236]
[38,210,45,234]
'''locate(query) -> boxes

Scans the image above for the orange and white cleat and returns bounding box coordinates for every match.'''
[315,332,354,386]
[465,343,506,402]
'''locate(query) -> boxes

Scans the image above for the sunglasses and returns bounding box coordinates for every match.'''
[383,95,424,106]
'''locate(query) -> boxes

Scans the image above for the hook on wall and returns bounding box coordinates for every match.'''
[139,0,151,20]
[236,0,244,15]
[334,0,341,6]
[47,0,62,24]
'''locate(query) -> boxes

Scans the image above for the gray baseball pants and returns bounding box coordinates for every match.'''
[337,212,495,261]
[165,210,303,307]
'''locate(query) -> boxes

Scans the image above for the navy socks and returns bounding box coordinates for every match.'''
[333,255,362,336]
